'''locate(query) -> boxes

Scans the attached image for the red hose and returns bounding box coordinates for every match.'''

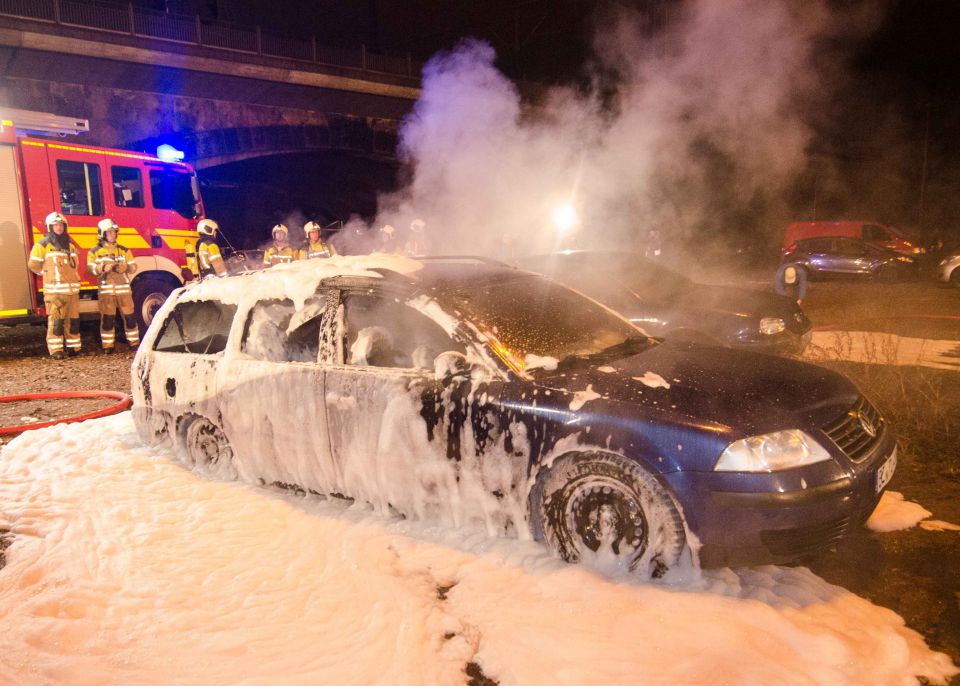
[0,391,132,436]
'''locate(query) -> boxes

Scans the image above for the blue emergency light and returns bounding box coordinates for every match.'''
[156,144,185,163]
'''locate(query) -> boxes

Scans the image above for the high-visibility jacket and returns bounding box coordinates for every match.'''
[28,235,81,295]
[302,239,337,259]
[186,236,226,278]
[87,241,138,295]
[264,244,298,267]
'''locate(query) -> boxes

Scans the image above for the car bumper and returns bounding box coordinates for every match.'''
[664,430,896,567]
[732,327,812,355]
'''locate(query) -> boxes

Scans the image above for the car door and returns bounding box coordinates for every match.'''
[216,291,336,491]
[803,238,836,274]
[834,238,874,275]
[323,285,507,527]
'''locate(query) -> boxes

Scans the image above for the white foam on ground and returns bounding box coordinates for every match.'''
[0,414,956,685]
[866,491,933,532]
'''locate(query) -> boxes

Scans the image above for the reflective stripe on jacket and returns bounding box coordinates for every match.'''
[28,236,81,295]
[87,242,138,294]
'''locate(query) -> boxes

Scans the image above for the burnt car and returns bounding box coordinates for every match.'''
[781,237,920,282]
[132,255,896,575]
[517,251,810,353]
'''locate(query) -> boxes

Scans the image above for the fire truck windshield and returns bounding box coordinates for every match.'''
[149,167,202,219]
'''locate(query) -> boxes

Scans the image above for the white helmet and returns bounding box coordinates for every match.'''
[197,218,219,236]
[381,224,395,236]
[410,218,425,233]
[304,221,321,237]
[97,218,119,241]
[272,224,289,240]
[45,211,67,232]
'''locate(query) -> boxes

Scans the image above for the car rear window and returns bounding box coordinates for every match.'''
[154,300,237,354]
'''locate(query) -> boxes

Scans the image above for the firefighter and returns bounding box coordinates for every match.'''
[87,218,139,353]
[27,212,82,358]
[264,224,299,267]
[301,221,337,259]
[376,224,397,253]
[404,218,427,256]
[185,218,227,279]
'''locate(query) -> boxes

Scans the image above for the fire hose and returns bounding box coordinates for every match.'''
[0,391,132,436]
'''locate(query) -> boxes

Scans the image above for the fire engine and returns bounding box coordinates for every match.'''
[0,108,203,331]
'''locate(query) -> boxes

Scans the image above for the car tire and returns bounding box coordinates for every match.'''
[181,416,238,480]
[950,268,960,287]
[132,275,178,335]
[530,452,686,578]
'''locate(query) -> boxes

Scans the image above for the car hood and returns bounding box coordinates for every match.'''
[535,341,858,438]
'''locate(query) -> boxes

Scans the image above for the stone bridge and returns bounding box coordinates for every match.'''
[0,2,420,168]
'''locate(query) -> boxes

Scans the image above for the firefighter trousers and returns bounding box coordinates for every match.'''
[98,292,139,350]
[44,294,80,356]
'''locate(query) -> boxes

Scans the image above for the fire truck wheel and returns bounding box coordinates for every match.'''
[133,275,177,334]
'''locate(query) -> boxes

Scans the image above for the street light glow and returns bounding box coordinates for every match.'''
[552,203,578,233]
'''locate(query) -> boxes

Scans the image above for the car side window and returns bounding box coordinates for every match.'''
[862,224,891,242]
[342,293,464,369]
[153,300,237,354]
[241,296,326,363]
[836,239,864,256]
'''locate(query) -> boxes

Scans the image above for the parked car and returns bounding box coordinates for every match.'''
[937,251,960,286]
[781,237,920,282]
[517,251,811,354]
[132,255,896,574]
[783,220,923,256]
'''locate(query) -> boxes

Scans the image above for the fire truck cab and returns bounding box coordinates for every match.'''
[1,109,203,331]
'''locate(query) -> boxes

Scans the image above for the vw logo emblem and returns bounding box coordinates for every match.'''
[858,412,877,438]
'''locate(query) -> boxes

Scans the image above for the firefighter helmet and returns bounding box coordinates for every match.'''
[272,224,289,240]
[381,224,395,236]
[304,221,321,237]
[45,211,67,232]
[197,218,219,236]
[410,218,425,233]
[97,218,119,241]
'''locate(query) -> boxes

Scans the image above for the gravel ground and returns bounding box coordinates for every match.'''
[0,321,133,445]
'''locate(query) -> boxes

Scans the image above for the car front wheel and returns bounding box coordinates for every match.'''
[531,452,686,578]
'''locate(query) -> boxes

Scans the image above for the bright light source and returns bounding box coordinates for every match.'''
[156,144,185,163]
[551,203,578,233]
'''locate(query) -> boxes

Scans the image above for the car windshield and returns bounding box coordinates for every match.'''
[445,275,652,373]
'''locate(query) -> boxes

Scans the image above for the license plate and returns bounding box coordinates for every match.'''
[875,448,897,493]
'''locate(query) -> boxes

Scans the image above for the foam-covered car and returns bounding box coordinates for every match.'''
[132,255,896,575]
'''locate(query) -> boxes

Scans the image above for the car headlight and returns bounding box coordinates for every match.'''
[759,317,785,335]
[714,430,831,472]
[897,256,914,263]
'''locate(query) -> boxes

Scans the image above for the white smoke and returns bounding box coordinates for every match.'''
[360,0,882,263]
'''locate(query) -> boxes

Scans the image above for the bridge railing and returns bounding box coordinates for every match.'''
[0,0,421,78]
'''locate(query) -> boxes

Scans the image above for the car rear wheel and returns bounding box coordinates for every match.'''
[531,452,686,578]
[876,264,906,282]
[181,416,238,480]
[950,268,960,287]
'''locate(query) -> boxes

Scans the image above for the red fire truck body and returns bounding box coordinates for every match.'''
[1,112,202,329]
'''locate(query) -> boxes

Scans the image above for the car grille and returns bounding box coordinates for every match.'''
[760,514,854,558]
[822,397,885,462]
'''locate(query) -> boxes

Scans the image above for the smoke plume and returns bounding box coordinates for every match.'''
[360,0,882,266]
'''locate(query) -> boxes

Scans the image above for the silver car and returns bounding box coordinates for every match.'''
[937,252,960,286]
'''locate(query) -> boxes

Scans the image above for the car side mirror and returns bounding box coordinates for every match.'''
[434,351,471,382]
